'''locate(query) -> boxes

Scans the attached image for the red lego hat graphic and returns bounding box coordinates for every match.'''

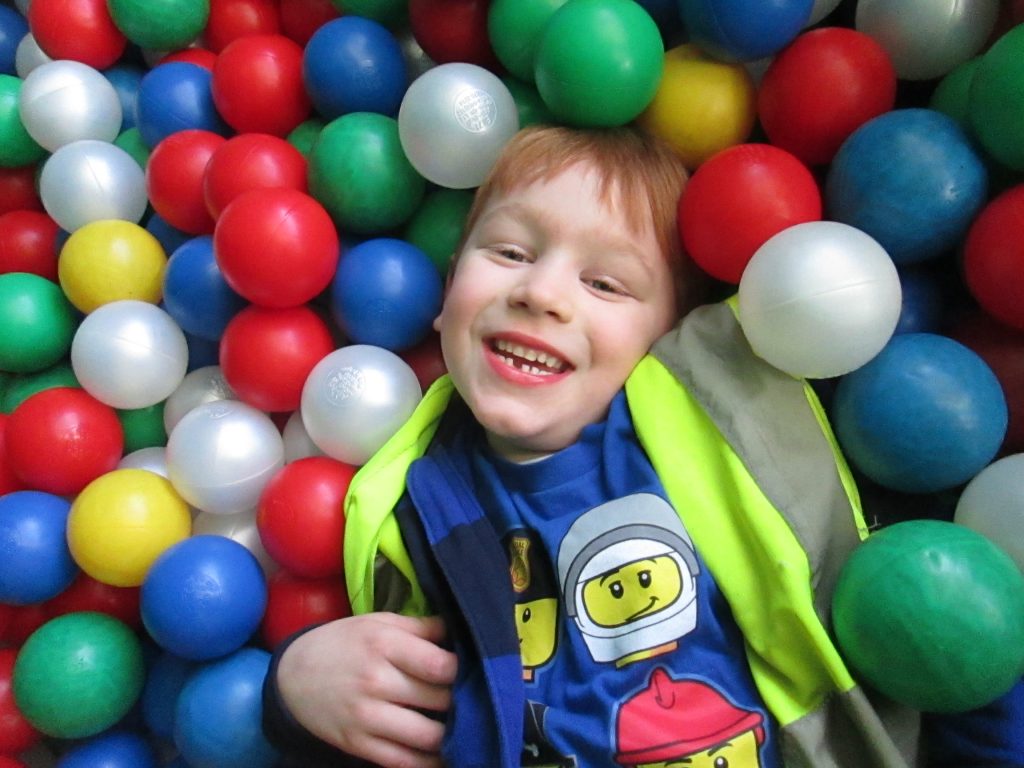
[615,667,765,765]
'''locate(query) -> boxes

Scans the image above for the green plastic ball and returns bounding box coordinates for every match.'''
[1,362,80,413]
[13,612,146,739]
[114,127,150,169]
[309,112,425,235]
[332,0,407,28]
[107,0,210,52]
[930,57,980,130]
[970,24,1024,171]
[0,75,47,169]
[533,0,664,127]
[118,401,167,453]
[503,76,555,128]
[832,519,1024,713]
[0,273,78,374]
[286,118,325,158]
[488,0,569,83]
[404,188,474,275]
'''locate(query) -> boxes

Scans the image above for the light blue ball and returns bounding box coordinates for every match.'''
[0,490,77,605]
[825,108,988,265]
[832,333,1008,493]
[677,0,813,61]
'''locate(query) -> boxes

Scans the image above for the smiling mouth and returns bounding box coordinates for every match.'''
[490,339,569,376]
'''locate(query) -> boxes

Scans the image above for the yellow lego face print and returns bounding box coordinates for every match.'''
[632,729,762,767]
[516,596,559,671]
[581,555,683,628]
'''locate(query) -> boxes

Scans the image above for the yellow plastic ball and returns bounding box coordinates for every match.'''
[636,44,757,170]
[67,468,192,587]
[58,220,167,314]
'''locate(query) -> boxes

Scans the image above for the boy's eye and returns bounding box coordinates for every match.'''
[493,246,528,262]
[587,277,626,295]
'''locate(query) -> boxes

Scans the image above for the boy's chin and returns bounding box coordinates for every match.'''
[483,426,576,463]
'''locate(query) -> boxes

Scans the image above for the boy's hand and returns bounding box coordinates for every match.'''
[277,613,457,768]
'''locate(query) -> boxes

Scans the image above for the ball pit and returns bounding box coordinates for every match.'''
[0,490,76,605]
[0,272,77,373]
[2,2,1024,763]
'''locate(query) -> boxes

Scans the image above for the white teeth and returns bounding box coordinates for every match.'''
[493,339,567,374]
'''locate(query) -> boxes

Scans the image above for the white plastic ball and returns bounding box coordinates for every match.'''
[166,400,285,516]
[18,59,122,151]
[954,453,1024,573]
[38,139,148,232]
[300,344,422,466]
[192,508,278,576]
[163,365,237,435]
[70,300,189,409]
[738,221,902,379]
[398,62,519,189]
[855,0,999,81]
[282,410,326,463]
[15,33,52,79]
[118,446,171,477]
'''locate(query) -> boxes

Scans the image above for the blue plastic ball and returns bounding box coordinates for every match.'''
[677,0,813,61]
[894,266,944,335]
[140,535,268,661]
[825,108,988,266]
[103,64,145,132]
[832,333,1008,493]
[146,213,191,256]
[184,332,220,372]
[174,647,279,768]
[136,62,230,149]
[55,729,158,768]
[141,652,198,743]
[163,236,246,342]
[331,237,443,351]
[0,490,77,605]
[303,16,407,119]
[0,4,27,76]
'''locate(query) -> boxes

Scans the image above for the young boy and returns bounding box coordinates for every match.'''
[262,125,1020,768]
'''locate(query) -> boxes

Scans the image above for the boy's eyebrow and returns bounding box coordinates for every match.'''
[480,201,658,270]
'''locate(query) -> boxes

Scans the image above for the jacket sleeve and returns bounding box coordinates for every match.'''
[922,677,1024,767]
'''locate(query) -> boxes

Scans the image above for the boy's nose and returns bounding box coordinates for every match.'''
[508,259,573,320]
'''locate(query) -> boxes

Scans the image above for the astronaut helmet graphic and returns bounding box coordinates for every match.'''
[557,493,700,666]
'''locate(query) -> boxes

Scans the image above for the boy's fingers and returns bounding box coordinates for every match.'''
[376,612,448,642]
[374,614,458,687]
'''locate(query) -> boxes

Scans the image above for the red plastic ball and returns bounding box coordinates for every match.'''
[0,648,40,757]
[950,310,1024,454]
[159,47,219,71]
[0,757,27,768]
[203,0,281,53]
[964,185,1024,331]
[214,187,340,307]
[212,34,311,136]
[0,603,48,646]
[257,456,356,578]
[679,143,822,284]
[279,0,340,46]
[146,129,227,235]
[401,332,447,392]
[758,27,896,167]
[203,133,308,221]
[219,304,336,413]
[408,0,500,68]
[5,387,124,496]
[0,416,26,497]
[0,168,43,216]
[261,569,351,649]
[43,573,142,630]
[0,211,59,281]
[27,0,126,68]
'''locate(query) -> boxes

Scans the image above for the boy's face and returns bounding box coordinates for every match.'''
[435,163,678,461]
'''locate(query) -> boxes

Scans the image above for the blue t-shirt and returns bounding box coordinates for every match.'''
[469,392,782,768]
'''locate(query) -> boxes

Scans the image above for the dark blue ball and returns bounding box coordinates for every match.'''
[832,333,1008,494]
[0,490,77,605]
[136,62,230,149]
[145,212,191,256]
[174,647,279,768]
[303,16,407,119]
[677,0,812,61]
[163,235,246,342]
[894,265,944,335]
[55,729,158,768]
[0,4,27,76]
[140,535,267,661]
[141,652,198,743]
[331,237,443,351]
[103,64,145,132]
[825,108,988,266]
